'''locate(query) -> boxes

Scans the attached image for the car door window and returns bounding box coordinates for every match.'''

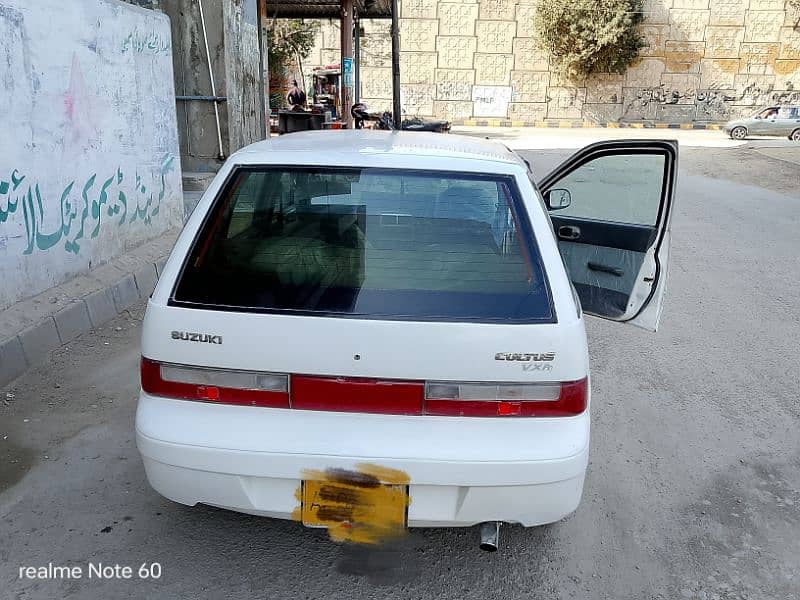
[546,154,665,225]
[757,107,778,119]
[538,141,677,331]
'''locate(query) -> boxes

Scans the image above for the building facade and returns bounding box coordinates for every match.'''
[304,0,800,123]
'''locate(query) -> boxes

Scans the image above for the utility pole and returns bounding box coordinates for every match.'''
[391,0,401,128]
[340,0,354,128]
[257,0,270,138]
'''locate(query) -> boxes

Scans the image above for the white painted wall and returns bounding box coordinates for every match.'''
[0,0,183,310]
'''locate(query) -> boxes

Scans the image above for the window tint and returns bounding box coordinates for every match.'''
[172,168,553,323]
[546,153,666,226]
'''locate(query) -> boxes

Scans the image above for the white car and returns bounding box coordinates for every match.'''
[136,131,677,550]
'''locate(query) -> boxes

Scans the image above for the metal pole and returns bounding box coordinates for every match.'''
[354,18,360,103]
[390,0,401,129]
[257,0,269,139]
[340,0,354,128]
[175,95,227,102]
[197,0,225,159]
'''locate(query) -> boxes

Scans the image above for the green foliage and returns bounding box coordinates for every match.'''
[266,19,320,68]
[534,0,646,80]
[266,19,320,108]
[789,0,800,25]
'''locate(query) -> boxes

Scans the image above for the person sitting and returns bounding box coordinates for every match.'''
[287,80,307,111]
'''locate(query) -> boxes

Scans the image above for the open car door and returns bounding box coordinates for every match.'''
[537,140,678,332]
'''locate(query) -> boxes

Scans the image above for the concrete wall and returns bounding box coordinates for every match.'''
[162,0,229,171]
[0,0,183,311]
[160,0,262,172]
[223,0,264,150]
[304,0,800,123]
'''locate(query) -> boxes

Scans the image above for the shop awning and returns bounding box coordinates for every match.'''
[264,0,392,19]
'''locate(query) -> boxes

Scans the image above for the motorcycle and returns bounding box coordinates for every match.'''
[351,103,450,133]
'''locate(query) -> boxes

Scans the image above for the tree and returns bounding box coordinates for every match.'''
[789,0,800,28]
[534,0,645,80]
[265,19,320,108]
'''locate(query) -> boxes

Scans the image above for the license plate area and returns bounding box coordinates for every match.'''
[302,479,408,533]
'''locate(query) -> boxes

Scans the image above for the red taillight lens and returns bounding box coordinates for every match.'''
[140,357,290,408]
[423,378,588,417]
[141,357,586,417]
[291,375,424,415]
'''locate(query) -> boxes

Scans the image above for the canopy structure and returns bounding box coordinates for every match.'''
[262,0,400,128]
[264,0,392,19]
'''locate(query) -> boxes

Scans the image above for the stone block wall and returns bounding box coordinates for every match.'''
[303,0,800,123]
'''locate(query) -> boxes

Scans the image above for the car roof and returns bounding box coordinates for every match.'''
[233,130,525,167]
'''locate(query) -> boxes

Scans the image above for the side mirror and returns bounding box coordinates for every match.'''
[544,188,572,210]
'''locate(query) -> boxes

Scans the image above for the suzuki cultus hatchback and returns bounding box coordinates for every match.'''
[136,131,677,550]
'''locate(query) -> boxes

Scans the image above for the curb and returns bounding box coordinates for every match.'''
[451,119,724,130]
[0,231,178,389]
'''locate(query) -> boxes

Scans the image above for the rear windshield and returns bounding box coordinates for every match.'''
[171,167,553,323]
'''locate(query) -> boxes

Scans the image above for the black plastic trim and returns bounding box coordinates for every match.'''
[550,216,658,253]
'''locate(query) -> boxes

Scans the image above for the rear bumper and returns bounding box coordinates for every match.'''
[136,394,590,527]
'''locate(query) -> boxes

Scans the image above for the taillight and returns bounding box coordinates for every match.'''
[423,379,587,417]
[141,357,587,417]
[140,358,289,408]
[292,376,424,415]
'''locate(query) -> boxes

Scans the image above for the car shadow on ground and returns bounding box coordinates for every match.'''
[163,501,563,587]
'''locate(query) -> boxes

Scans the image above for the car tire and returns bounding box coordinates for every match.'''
[730,126,747,141]
[790,129,800,142]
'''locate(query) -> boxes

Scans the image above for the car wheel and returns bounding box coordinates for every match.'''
[790,129,800,142]
[730,126,747,141]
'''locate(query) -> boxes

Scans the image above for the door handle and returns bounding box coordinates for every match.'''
[588,262,624,277]
[558,225,580,240]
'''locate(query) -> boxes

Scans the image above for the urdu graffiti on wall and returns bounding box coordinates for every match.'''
[121,26,171,54]
[622,85,800,122]
[0,155,175,256]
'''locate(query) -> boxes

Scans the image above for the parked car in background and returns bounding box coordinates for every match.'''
[723,105,800,141]
[136,131,677,551]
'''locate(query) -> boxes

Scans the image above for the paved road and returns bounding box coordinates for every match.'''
[1,142,799,600]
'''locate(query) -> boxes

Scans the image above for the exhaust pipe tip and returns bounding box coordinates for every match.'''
[479,521,501,552]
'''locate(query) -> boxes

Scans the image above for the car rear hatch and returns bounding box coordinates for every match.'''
[141,165,588,418]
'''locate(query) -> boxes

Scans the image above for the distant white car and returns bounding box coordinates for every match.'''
[136,131,677,550]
